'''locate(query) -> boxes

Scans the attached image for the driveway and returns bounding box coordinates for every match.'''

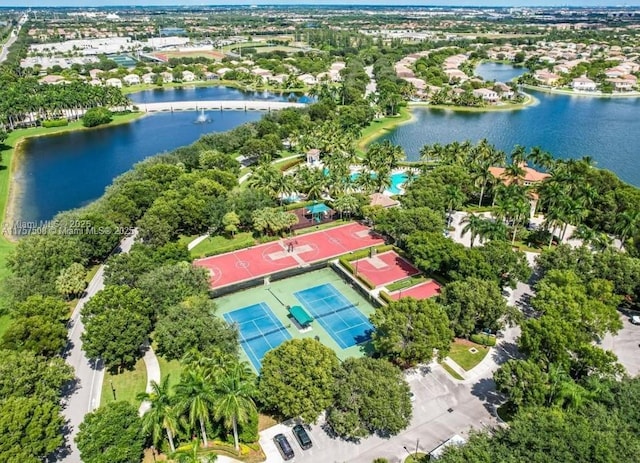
[601,313,640,377]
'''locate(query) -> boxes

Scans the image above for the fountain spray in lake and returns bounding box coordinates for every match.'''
[195,109,210,124]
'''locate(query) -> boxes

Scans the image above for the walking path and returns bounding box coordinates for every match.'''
[136,100,305,113]
[188,234,209,250]
[138,346,161,416]
[60,231,137,463]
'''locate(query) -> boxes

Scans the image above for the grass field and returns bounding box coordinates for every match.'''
[448,339,489,371]
[356,107,412,154]
[101,358,147,407]
[440,361,464,380]
[190,232,255,259]
[404,452,427,463]
[0,313,12,339]
[157,356,183,390]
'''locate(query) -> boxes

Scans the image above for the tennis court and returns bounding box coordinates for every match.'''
[223,302,291,370]
[295,283,374,349]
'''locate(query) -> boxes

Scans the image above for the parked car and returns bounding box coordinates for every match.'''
[274,433,295,460]
[631,315,640,325]
[292,424,313,450]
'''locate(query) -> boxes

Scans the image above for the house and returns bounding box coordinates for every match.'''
[534,70,560,86]
[494,82,514,99]
[105,77,122,88]
[88,68,103,79]
[472,88,499,102]
[123,74,140,85]
[39,75,65,85]
[489,162,550,218]
[444,68,467,83]
[160,71,173,83]
[571,76,597,91]
[606,77,635,92]
[298,74,317,85]
[181,70,196,82]
[142,72,156,84]
[89,79,102,86]
[216,67,232,78]
[203,71,219,81]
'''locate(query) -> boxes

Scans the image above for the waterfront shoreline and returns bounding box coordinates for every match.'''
[1,112,147,244]
[408,92,536,113]
[357,107,414,153]
[522,84,640,98]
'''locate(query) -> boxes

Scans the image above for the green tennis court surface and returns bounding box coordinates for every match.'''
[216,268,377,369]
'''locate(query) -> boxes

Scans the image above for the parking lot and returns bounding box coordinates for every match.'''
[259,365,497,463]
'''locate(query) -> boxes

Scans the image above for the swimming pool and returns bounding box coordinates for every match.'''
[388,172,408,195]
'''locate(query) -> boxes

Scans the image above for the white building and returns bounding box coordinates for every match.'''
[571,76,597,91]
[105,78,123,88]
[123,74,141,85]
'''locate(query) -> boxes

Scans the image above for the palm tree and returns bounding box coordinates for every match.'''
[333,194,360,219]
[213,361,257,452]
[443,184,466,221]
[137,376,179,454]
[460,213,484,248]
[614,210,640,249]
[175,369,216,448]
[527,146,554,170]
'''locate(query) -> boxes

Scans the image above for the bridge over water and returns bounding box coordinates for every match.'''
[134,100,306,113]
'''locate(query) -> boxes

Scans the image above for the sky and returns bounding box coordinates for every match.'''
[1,0,637,7]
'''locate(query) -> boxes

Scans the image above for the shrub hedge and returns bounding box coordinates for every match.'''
[42,118,68,128]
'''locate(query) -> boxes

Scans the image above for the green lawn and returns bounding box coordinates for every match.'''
[100,358,147,407]
[386,275,428,292]
[404,452,427,463]
[440,361,464,380]
[356,107,412,154]
[448,339,490,371]
[190,232,255,259]
[157,356,184,390]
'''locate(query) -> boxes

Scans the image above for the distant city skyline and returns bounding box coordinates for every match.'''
[2,0,639,8]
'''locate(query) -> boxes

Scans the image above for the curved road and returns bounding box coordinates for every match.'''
[60,231,137,463]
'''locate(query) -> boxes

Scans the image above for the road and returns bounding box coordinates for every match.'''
[0,13,27,63]
[60,231,137,463]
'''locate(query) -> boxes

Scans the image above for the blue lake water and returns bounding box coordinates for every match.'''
[15,110,263,223]
[129,86,311,104]
[380,89,640,186]
[475,62,526,82]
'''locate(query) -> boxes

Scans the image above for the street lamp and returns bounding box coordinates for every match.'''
[110,380,116,401]
[150,446,157,463]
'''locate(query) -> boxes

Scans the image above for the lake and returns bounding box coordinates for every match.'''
[129,86,312,104]
[379,89,640,187]
[475,62,526,82]
[14,110,263,224]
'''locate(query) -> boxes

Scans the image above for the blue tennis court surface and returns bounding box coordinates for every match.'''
[295,284,374,349]
[224,303,291,370]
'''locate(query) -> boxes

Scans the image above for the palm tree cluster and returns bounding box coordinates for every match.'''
[0,77,130,130]
[138,353,257,459]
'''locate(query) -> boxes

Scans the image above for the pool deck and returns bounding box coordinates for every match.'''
[215,267,376,368]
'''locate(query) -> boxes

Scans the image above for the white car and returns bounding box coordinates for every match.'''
[631,315,640,325]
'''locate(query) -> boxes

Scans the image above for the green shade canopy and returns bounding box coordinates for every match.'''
[306,203,330,215]
[289,305,314,327]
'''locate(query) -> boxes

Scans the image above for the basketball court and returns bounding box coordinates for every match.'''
[388,280,442,301]
[351,250,420,287]
[195,223,385,289]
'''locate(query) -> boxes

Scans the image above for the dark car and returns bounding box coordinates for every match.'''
[292,424,313,450]
[274,433,295,460]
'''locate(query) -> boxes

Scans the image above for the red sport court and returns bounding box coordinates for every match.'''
[195,223,385,288]
[388,280,442,301]
[352,250,420,287]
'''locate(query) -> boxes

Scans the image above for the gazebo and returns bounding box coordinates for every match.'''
[305,202,331,223]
